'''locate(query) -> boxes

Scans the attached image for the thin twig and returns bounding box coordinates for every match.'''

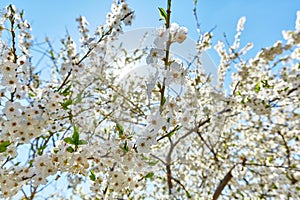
[150,153,166,165]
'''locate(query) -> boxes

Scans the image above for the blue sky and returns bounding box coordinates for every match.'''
[1,0,299,63]
[0,1,299,198]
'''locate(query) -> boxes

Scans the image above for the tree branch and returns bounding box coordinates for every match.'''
[213,165,235,200]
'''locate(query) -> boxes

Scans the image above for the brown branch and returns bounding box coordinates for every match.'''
[213,165,235,200]
[159,0,172,114]
[56,69,72,92]
[28,186,38,200]
[194,118,221,164]
[157,125,180,142]
[232,81,240,96]
[103,162,117,197]
[39,132,55,155]
[164,118,211,195]
[277,131,291,166]
[8,8,18,64]
[7,7,18,102]
[273,131,296,184]
[75,11,134,67]
[166,163,173,194]
[287,85,299,96]
[240,162,300,172]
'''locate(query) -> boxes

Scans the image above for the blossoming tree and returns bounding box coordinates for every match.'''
[0,0,299,199]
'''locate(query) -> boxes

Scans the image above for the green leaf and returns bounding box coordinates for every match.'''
[60,99,73,110]
[255,82,260,93]
[167,117,170,123]
[0,141,11,153]
[291,163,297,169]
[78,140,88,145]
[186,191,192,199]
[64,126,87,150]
[0,141,10,147]
[116,123,124,137]
[0,146,7,153]
[147,160,159,166]
[158,7,167,22]
[29,92,35,97]
[119,141,129,152]
[61,84,72,96]
[261,80,273,89]
[162,96,166,106]
[66,146,74,153]
[145,172,154,179]
[167,125,181,138]
[271,182,278,189]
[112,94,118,102]
[89,170,96,181]
[267,156,273,163]
[157,82,162,89]
[49,50,55,60]
[74,92,82,103]
[286,173,293,181]
[72,126,80,145]
[195,76,201,85]
[284,87,289,92]
[237,190,244,197]
[64,137,74,144]
[37,145,47,155]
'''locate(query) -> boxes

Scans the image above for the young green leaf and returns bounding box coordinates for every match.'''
[74,92,83,103]
[147,160,159,166]
[66,146,75,153]
[116,123,124,137]
[0,141,11,153]
[162,96,166,106]
[0,146,7,153]
[89,170,96,181]
[64,137,74,145]
[78,140,88,145]
[49,49,55,60]
[60,99,73,110]
[186,191,192,199]
[61,84,72,96]
[158,7,167,22]
[255,82,260,93]
[119,141,129,152]
[72,126,80,145]
[145,172,154,179]
[157,82,162,89]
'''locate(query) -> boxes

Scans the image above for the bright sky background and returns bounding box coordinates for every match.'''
[0,1,299,198]
[0,0,299,64]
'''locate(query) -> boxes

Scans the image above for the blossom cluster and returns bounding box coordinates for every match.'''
[0,1,299,200]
